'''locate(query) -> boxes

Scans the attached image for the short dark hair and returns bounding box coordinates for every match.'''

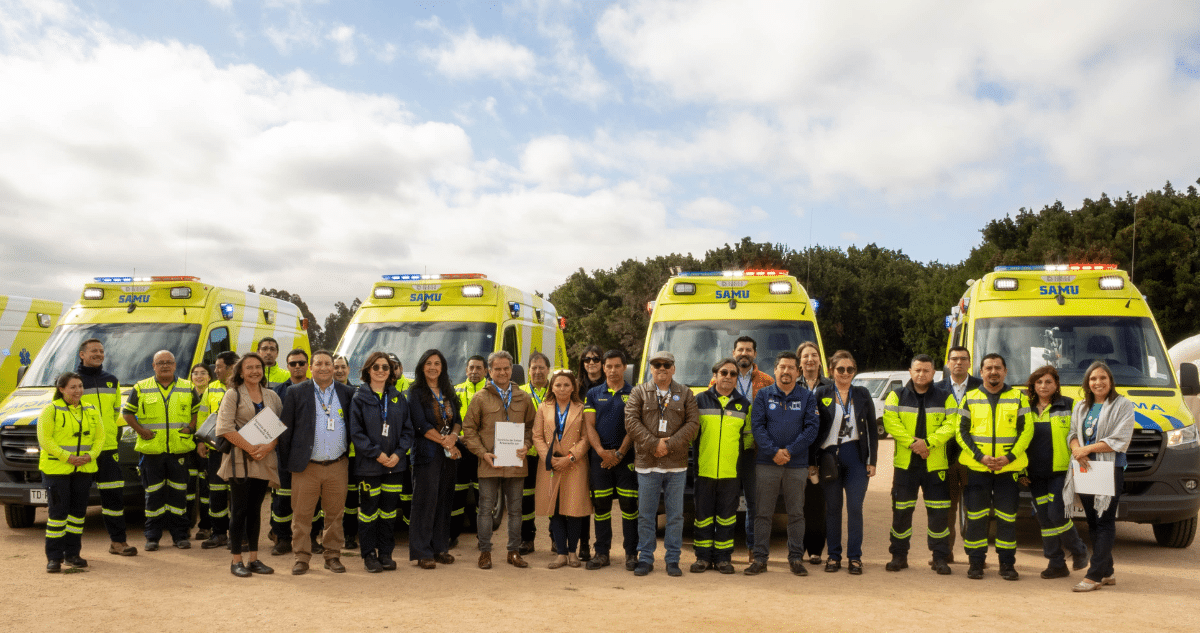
[215,351,240,367]
[78,338,103,354]
[527,351,551,369]
[257,337,278,351]
[53,371,83,402]
[286,348,309,362]
[734,336,757,352]
[712,357,738,373]
[948,346,971,359]
[311,349,334,363]
[911,354,935,367]
[603,349,627,365]
[467,355,486,367]
[981,352,1006,369]
[776,351,799,367]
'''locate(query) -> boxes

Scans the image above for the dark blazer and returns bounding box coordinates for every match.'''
[278,379,354,473]
[811,384,878,468]
[408,386,463,466]
[349,384,415,477]
[937,374,982,405]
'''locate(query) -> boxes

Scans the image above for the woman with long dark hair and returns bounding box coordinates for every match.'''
[408,349,463,569]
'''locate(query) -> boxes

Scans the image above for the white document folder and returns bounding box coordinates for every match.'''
[1070,459,1116,496]
[238,407,287,446]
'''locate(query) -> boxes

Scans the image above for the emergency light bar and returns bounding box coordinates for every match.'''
[381,273,487,281]
[994,264,1117,272]
[92,276,200,283]
[676,269,789,278]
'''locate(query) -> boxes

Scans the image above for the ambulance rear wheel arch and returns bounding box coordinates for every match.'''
[3,503,35,529]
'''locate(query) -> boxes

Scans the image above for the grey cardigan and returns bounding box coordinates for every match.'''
[1063,395,1135,513]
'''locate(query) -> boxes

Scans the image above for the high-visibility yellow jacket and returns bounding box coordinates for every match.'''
[955,386,1033,474]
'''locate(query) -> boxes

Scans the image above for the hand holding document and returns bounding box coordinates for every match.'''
[493,422,525,467]
[239,406,286,446]
[1070,459,1115,496]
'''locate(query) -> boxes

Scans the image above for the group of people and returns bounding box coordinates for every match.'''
[37,336,1134,592]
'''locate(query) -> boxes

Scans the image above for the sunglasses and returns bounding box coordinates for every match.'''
[370,363,391,372]
[716,369,737,377]
[650,362,674,369]
[834,366,856,375]
[582,356,601,364]
[288,360,308,367]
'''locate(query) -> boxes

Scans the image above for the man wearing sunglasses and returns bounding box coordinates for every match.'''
[624,351,699,577]
[691,358,751,574]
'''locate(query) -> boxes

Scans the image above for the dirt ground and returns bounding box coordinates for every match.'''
[4,440,1199,633]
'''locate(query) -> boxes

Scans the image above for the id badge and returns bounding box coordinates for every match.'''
[658,418,668,433]
[327,418,336,432]
[382,423,390,437]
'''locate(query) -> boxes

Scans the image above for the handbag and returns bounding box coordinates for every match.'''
[819,450,839,483]
[206,388,242,454]
[194,413,220,448]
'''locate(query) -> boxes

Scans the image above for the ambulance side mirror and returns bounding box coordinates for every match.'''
[624,363,635,386]
[1179,362,1200,397]
[511,364,526,387]
[16,365,28,387]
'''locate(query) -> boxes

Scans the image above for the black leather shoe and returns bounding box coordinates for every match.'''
[967,561,984,580]
[715,561,735,575]
[434,552,455,564]
[344,537,358,550]
[586,554,610,570]
[633,562,652,576]
[230,562,252,578]
[64,555,87,568]
[744,560,767,575]
[174,539,192,550]
[271,540,292,556]
[46,559,62,573]
[848,560,863,575]
[625,554,637,571]
[248,560,274,574]
[932,559,953,575]
[999,563,1019,581]
[518,540,535,555]
[144,541,159,552]
[825,559,841,572]
[1072,550,1089,571]
[885,555,908,572]
[789,560,808,576]
[689,560,711,573]
[364,556,383,573]
[1041,565,1070,579]
[201,534,228,550]
[666,563,682,577]
[379,555,397,571]
[578,545,591,562]
[808,555,822,565]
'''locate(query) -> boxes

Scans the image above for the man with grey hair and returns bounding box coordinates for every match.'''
[463,351,537,569]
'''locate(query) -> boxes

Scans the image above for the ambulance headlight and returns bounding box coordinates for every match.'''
[673,283,696,295]
[993,278,1018,291]
[83,288,104,300]
[1099,276,1124,291]
[170,287,191,299]
[373,286,395,299]
[462,284,484,298]
[768,281,792,295]
[1166,425,1198,448]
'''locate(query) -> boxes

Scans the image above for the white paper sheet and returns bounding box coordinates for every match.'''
[492,422,525,467]
[1070,459,1116,496]
[238,406,287,446]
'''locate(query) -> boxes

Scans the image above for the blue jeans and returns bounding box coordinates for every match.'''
[636,470,686,565]
[822,443,869,561]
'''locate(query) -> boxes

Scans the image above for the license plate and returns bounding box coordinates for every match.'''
[28,488,47,505]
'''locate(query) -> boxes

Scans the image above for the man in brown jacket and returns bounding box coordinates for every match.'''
[463,351,536,569]
[625,351,699,577]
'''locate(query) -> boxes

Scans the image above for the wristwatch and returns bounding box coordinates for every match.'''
[568,453,576,463]
[614,450,624,460]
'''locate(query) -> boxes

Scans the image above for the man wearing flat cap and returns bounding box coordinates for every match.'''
[624,351,698,577]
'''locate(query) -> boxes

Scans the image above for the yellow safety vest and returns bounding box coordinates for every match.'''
[126,377,198,455]
[38,399,104,475]
[956,386,1033,474]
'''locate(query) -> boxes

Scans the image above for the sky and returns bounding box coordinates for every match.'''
[2,0,1200,316]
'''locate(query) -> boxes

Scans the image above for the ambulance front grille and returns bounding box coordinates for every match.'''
[0,426,39,468]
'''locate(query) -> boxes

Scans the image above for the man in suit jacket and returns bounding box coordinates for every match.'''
[278,350,355,575]
[936,345,982,564]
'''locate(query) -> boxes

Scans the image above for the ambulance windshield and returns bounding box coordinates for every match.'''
[972,316,1174,388]
[20,323,201,387]
[645,319,819,387]
[337,321,497,381]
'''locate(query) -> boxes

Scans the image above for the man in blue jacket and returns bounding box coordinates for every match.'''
[747,351,819,576]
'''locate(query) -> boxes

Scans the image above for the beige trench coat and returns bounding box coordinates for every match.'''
[533,400,591,517]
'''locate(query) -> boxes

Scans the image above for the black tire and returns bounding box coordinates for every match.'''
[4,503,36,529]
[877,419,889,439]
[1152,514,1197,548]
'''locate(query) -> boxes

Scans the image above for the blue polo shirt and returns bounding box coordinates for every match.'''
[751,383,819,468]
[584,381,632,451]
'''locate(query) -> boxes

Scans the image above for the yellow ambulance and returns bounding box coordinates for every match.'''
[638,269,827,389]
[335,273,568,380]
[0,276,310,528]
[0,296,64,402]
[945,264,1200,547]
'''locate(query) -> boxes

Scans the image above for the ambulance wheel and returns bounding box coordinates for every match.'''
[1152,514,1197,548]
[876,419,889,439]
[4,503,36,529]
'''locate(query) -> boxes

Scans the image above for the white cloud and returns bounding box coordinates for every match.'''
[420,26,536,81]
[678,198,766,227]
[206,0,232,9]
[326,23,355,64]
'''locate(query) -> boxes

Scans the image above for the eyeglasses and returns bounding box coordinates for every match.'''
[288,360,308,367]
[370,364,391,372]
[153,361,174,366]
[650,362,673,369]
[834,366,856,375]
[716,369,737,377]
[582,356,601,364]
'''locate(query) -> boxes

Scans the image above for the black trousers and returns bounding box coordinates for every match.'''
[44,472,91,560]
[95,449,127,543]
[203,452,230,535]
[344,472,362,541]
[359,471,405,559]
[409,453,457,560]
[693,476,740,563]
[521,454,539,542]
[228,477,269,555]
[889,460,950,559]
[140,452,190,542]
[450,450,478,537]
[589,450,639,557]
[1080,468,1123,582]
[964,470,1019,564]
[803,478,826,557]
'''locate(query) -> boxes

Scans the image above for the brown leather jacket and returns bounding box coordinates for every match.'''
[624,380,699,470]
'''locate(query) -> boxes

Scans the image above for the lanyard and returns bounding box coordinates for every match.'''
[530,385,546,407]
[555,401,569,441]
[377,391,388,422]
[157,381,176,408]
[492,381,513,420]
[737,373,752,398]
[316,384,335,417]
[656,389,670,419]
[835,387,852,442]
[433,390,447,423]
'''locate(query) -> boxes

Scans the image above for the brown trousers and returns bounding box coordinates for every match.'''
[292,456,349,562]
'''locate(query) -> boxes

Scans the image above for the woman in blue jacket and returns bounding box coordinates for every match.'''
[349,351,415,573]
